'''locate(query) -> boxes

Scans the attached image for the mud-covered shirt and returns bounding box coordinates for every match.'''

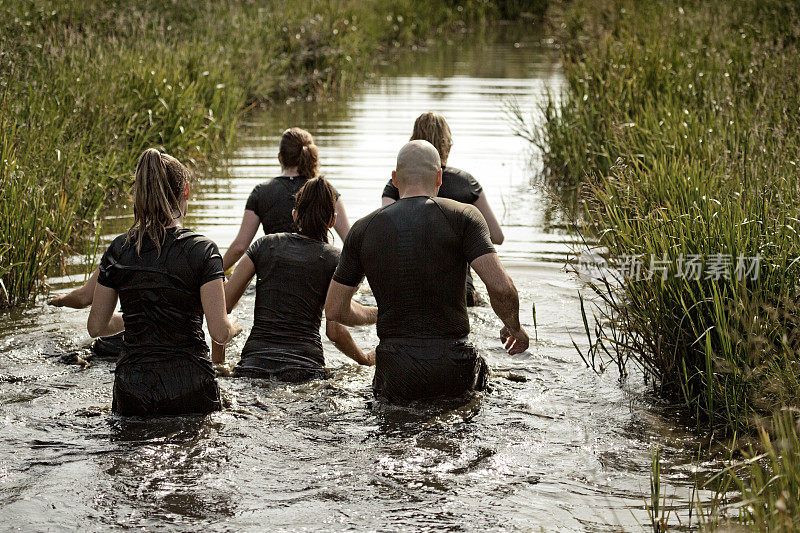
[241,233,341,366]
[333,197,495,340]
[381,166,483,204]
[97,228,225,364]
[245,176,340,235]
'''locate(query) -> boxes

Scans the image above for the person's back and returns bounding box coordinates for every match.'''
[246,176,318,235]
[101,228,221,363]
[380,112,505,307]
[327,140,528,403]
[237,232,340,379]
[219,176,375,381]
[340,197,492,340]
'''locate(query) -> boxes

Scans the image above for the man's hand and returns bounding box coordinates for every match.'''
[500,325,529,355]
[361,349,376,366]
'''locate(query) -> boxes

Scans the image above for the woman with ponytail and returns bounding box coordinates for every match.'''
[216,176,376,381]
[87,149,242,415]
[221,127,351,271]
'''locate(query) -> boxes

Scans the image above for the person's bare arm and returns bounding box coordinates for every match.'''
[50,268,99,308]
[333,198,351,241]
[201,278,242,345]
[324,280,378,327]
[87,283,124,337]
[381,197,395,207]
[473,193,505,245]
[325,319,374,366]
[470,253,528,354]
[223,255,256,313]
[222,210,261,271]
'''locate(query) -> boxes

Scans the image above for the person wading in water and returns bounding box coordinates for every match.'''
[87,149,242,415]
[221,127,351,271]
[381,112,505,306]
[327,140,528,402]
[214,176,376,380]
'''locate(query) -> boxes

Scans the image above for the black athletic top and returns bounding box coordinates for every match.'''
[246,176,340,235]
[240,233,341,367]
[97,228,225,369]
[333,197,495,340]
[381,166,483,204]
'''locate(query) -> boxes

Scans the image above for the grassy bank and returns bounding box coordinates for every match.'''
[526,0,800,527]
[534,0,800,435]
[0,0,539,306]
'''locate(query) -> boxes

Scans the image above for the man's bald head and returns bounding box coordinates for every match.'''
[394,140,441,190]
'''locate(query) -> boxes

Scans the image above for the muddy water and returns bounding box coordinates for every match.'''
[2,24,707,531]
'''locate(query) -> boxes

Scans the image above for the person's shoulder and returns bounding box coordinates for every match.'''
[442,166,473,178]
[174,228,221,253]
[321,241,342,263]
[109,232,129,248]
[353,205,386,229]
[431,196,468,211]
[105,232,130,257]
[432,197,483,222]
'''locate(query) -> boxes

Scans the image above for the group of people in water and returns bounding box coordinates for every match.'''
[50,112,529,416]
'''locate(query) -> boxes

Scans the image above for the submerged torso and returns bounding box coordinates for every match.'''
[97,227,225,368]
[333,196,495,341]
[241,233,341,368]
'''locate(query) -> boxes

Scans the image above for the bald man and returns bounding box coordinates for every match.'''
[326,140,528,402]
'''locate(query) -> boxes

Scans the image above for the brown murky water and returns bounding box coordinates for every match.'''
[1,24,709,531]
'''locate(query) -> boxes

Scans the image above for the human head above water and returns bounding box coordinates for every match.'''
[279,127,319,179]
[392,140,442,195]
[410,111,452,166]
[293,176,336,243]
[127,148,191,255]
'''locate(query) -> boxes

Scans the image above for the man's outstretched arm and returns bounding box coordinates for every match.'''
[470,253,529,355]
[324,280,378,327]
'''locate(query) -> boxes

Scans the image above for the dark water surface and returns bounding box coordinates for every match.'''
[2,24,707,531]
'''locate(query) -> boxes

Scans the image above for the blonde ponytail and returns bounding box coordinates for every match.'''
[410,112,453,166]
[126,149,191,255]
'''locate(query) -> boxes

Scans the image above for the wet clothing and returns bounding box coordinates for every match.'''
[373,338,488,402]
[333,196,495,401]
[97,227,225,416]
[381,166,483,204]
[382,166,485,306]
[112,354,221,416]
[246,176,340,236]
[235,233,340,381]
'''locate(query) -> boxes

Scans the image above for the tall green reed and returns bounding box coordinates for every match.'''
[524,0,800,436]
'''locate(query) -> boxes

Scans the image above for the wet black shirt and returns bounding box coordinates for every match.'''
[333,197,495,340]
[97,228,225,365]
[242,233,341,365]
[245,176,340,235]
[381,166,483,204]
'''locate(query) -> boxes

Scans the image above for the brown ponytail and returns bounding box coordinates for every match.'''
[410,112,453,166]
[279,127,319,178]
[294,177,336,243]
[126,148,191,255]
